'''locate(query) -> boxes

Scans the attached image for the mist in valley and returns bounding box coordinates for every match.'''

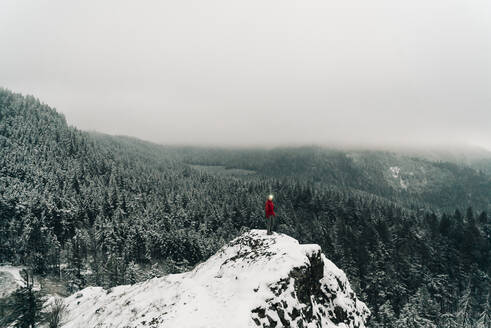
[1,0,490,150]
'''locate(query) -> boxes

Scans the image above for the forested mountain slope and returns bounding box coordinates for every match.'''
[0,89,489,327]
[177,146,491,212]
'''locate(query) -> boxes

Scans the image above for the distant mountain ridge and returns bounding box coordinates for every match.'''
[177,146,491,212]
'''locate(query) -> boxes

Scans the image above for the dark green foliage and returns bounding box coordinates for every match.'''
[1,270,43,328]
[179,146,491,212]
[0,89,489,327]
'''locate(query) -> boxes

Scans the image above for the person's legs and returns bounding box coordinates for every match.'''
[267,216,272,234]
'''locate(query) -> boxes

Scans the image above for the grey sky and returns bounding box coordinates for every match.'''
[1,0,490,149]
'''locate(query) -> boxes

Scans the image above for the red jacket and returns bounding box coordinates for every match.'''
[265,199,276,218]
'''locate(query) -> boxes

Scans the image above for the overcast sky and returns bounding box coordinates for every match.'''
[1,0,490,149]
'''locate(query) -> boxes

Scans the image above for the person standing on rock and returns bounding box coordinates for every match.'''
[265,194,276,235]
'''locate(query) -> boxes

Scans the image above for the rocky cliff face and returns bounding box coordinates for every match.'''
[57,230,369,328]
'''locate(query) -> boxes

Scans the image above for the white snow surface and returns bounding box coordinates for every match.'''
[0,265,26,287]
[0,265,40,297]
[59,230,369,328]
[0,265,26,298]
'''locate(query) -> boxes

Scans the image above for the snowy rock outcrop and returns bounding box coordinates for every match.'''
[59,230,370,328]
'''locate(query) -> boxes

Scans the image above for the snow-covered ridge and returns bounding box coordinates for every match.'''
[58,230,370,328]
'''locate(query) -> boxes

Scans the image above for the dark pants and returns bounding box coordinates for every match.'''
[266,216,275,234]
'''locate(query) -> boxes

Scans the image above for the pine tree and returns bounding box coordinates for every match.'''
[395,302,436,328]
[462,209,482,264]
[439,213,452,236]
[149,263,163,279]
[6,270,43,328]
[377,300,396,328]
[439,313,458,328]
[475,294,490,328]
[125,261,140,284]
[456,283,474,328]
[478,211,489,225]
[66,230,86,292]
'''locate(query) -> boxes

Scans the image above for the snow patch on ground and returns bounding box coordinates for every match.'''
[389,166,400,178]
[0,265,26,287]
[0,265,29,298]
[389,166,408,189]
[0,265,42,298]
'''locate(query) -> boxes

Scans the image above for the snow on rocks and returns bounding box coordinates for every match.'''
[59,229,370,328]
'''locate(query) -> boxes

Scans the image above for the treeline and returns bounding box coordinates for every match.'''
[177,145,491,212]
[0,89,489,327]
